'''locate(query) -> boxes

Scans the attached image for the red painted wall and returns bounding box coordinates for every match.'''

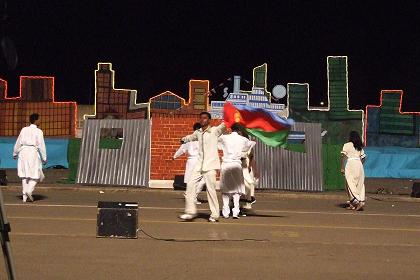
[150,112,222,180]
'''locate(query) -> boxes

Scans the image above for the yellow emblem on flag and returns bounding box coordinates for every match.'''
[234,110,242,123]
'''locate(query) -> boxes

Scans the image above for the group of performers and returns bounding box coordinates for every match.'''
[176,111,259,222]
[12,112,365,215]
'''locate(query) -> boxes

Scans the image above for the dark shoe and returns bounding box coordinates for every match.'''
[250,196,256,205]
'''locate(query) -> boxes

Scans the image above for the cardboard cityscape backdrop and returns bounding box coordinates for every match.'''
[1,56,419,148]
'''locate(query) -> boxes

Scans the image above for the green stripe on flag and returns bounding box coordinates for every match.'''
[246,128,290,148]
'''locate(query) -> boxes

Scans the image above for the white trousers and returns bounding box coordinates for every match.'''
[196,179,206,196]
[222,193,240,217]
[242,167,255,210]
[22,178,37,201]
[185,169,219,219]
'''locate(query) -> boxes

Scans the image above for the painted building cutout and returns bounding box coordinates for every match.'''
[190,80,209,111]
[365,90,420,148]
[0,76,77,137]
[287,56,364,144]
[210,64,286,119]
[148,80,209,114]
[150,91,185,111]
[86,63,150,120]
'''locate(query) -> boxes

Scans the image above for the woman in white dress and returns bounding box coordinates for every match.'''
[340,131,366,211]
[13,113,47,202]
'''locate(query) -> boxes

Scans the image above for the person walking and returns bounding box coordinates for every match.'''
[340,131,366,211]
[13,113,47,202]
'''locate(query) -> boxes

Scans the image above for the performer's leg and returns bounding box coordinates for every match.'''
[196,179,205,196]
[22,179,28,202]
[27,179,37,197]
[242,168,253,210]
[184,170,203,216]
[232,193,241,218]
[194,179,206,205]
[203,170,219,220]
[222,193,231,218]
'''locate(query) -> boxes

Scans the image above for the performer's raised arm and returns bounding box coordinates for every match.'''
[214,122,226,137]
[181,130,198,144]
[173,143,188,159]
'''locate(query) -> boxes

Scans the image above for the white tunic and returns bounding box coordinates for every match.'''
[13,124,47,181]
[182,123,226,172]
[218,132,254,194]
[173,141,199,183]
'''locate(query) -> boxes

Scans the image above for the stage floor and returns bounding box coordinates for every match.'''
[0,188,419,279]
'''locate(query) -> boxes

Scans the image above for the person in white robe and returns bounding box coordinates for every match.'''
[13,113,47,202]
[179,112,226,222]
[340,131,366,211]
[173,123,205,205]
[218,124,255,219]
[241,139,258,212]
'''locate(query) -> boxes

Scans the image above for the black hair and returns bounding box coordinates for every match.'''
[349,131,363,151]
[193,122,201,131]
[30,113,39,124]
[199,112,211,119]
[231,123,249,139]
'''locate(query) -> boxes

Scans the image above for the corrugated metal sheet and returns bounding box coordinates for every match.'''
[76,119,150,186]
[255,122,323,191]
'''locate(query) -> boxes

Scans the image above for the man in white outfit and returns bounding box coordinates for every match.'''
[218,124,255,219]
[179,112,226,222]
[173,122,206,205]
[13,113,47,202]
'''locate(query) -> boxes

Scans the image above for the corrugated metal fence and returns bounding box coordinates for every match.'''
[255,122,323,191]
[76,119,150,186]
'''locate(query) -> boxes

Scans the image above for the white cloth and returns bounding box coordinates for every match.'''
[22,179,37,201]
[222,193,241,218]
[185,169,219,219]
[242,145,257,209]
[182,123,226,172]
[13,124,46,181]
[341,142,366,202]
[218,132,254,194]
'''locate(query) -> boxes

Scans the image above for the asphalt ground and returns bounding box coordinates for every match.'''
[0,187,419,280]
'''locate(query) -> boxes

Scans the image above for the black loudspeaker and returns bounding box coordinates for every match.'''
[97,201,138,239]
[411,183,420,198]
[0,170,7,186]
[173,175,186,190]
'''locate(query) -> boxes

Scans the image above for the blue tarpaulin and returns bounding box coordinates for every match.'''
[364,147,420,179]
[0,137,69,169]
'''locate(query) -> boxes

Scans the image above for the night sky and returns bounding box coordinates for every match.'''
[1,1,420,110]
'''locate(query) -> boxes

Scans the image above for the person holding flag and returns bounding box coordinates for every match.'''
[218,123,255,219]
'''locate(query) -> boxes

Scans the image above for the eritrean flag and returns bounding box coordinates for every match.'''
[223,102,294,148]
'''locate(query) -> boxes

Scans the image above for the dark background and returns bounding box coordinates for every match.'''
[1,1,420,110]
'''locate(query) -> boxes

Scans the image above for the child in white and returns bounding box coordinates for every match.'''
[173,123,205,204]
[218,124,255,219]
[13,113,47,202]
